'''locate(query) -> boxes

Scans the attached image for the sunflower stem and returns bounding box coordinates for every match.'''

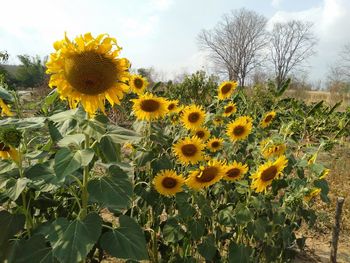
[80,133,90,220]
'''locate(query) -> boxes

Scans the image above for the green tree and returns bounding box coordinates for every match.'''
[16,55,46,88]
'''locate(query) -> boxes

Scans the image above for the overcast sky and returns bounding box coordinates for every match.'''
[1,0,349,84]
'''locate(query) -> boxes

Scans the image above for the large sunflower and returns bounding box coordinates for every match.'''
[260,139,286,159]
[261,111,276,128]
[129,74,148,95]
[0,142,19,162]
[192,127,210,142]
[250,155,288,193]
[132,93,169,121]
[181,105,206,130]
[223,161,249,182]
[226,116,253,141]
[217,81,238,100]
[186,160,225,190]
[46,33,130,115]
[0,98,13,116]
[172,136,204,165]
[223,102,237,117]
[153,170,185,196]
[207,137,224,152]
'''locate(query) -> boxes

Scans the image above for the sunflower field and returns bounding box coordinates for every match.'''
[0,33,349,263]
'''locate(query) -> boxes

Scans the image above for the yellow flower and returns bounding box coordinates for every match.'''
[192,127,210,142]
[0,142,19,162]
[223,102,237,117]
[181,105,206,130]
[261,111,276,128]
[213,116,224,126]
[304,188,321,202]
[0,98,13,116]
[207,137,224,152]
[320,168,330,179]
[251,155,288,193]
[172,136,204,165]
[129,74,148,94]
[167,100,181,113]
[217,81,238,100]
[260,139,286,159]
[132,93,169,121]
[223,161,249,182]
[46,33,130,115]
[226,116,253,141]
[186,160,225,190]
[153,170,185,196]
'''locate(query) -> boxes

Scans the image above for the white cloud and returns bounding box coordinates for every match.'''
[271,0,283,9]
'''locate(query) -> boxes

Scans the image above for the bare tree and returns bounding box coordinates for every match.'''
[198,8,268,87]
[269,20,317,89]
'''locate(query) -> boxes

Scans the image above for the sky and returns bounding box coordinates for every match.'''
[1,0,350,84]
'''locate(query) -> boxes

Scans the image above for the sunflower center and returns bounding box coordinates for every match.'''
[226,168,241,178]
[168,103,175,110]
[162,177,177,189]
[265,115,273,122]
[64,51,118,95]
[188,112,200,123]
[181,144,197,157]
[134,78,144,89]
[261,166,278,181]
[196,167,218,183]
[225,106,234,113]
[140,99,161,112]
[221,84,232,94]
[0,142,10,151]
[233,125,245,136]
[211,141,220,148]
[196,131,205,138]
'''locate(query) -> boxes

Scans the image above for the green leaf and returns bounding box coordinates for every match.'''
[162,218,185,243]
[44,213,101,263]
[234,204,252,224]
[105,125,141,144]
[0,211,25,260]
[100,215,148,260]
[47,121,63,143]
[57,134,85,148]
[198,234,216,260]
[26,162,63,191]
[0,117,46,129]
[99,135,121,163]
[217,207,235,226]
[5,178,30,201]
[11,235,57,263]
[88,165,132,210]
[0,86,14,102]
[228,243,252,263]
[188,218,205,240]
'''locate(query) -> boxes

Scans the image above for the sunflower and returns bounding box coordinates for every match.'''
[192,127,210,142]
[217,81,238,100]
[181,105,206,130]
[172,136,204,165]
[46,32,130,115]
[186,160,225,190]
[250,155,288,193]
[167,100,181,113]
[260,139,286,159]
[0,142,19,162]
[132,93,169,121]
[304,188,321,202]
[129,74,148,94]
[153,170,185,196]
[0,98,13,116]
[223,161,249,182]
[207,137,224,152]
[213,116,224,126]
[226,116,253,141]
[223,102,237,117]
[320,168,330,179]
[261,111,276,128]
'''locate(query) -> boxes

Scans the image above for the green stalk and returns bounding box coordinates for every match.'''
[80,133,90,220]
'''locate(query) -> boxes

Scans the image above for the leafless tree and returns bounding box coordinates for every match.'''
[269,20,317,89]
[198,8,268,87]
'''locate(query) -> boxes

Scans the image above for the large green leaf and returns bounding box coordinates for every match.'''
[100,215,148,260]
[54,148,94,178]
[99,135,121,163]
[57,134,85,148]
[188,218,205,240]
[105,125,141,144]
[4,177,30,201]
[198,234,217,260]
[26,162,64,191]
[43,213,101,263]
[0,86,14,102]
[0,211,25,261]
[228,243,252,263]
[11,235,57,263]
[162,218,185,243]
[88,165,132,210]
[0,117,46,129]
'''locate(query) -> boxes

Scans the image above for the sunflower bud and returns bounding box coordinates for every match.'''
[0,127,22,147]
